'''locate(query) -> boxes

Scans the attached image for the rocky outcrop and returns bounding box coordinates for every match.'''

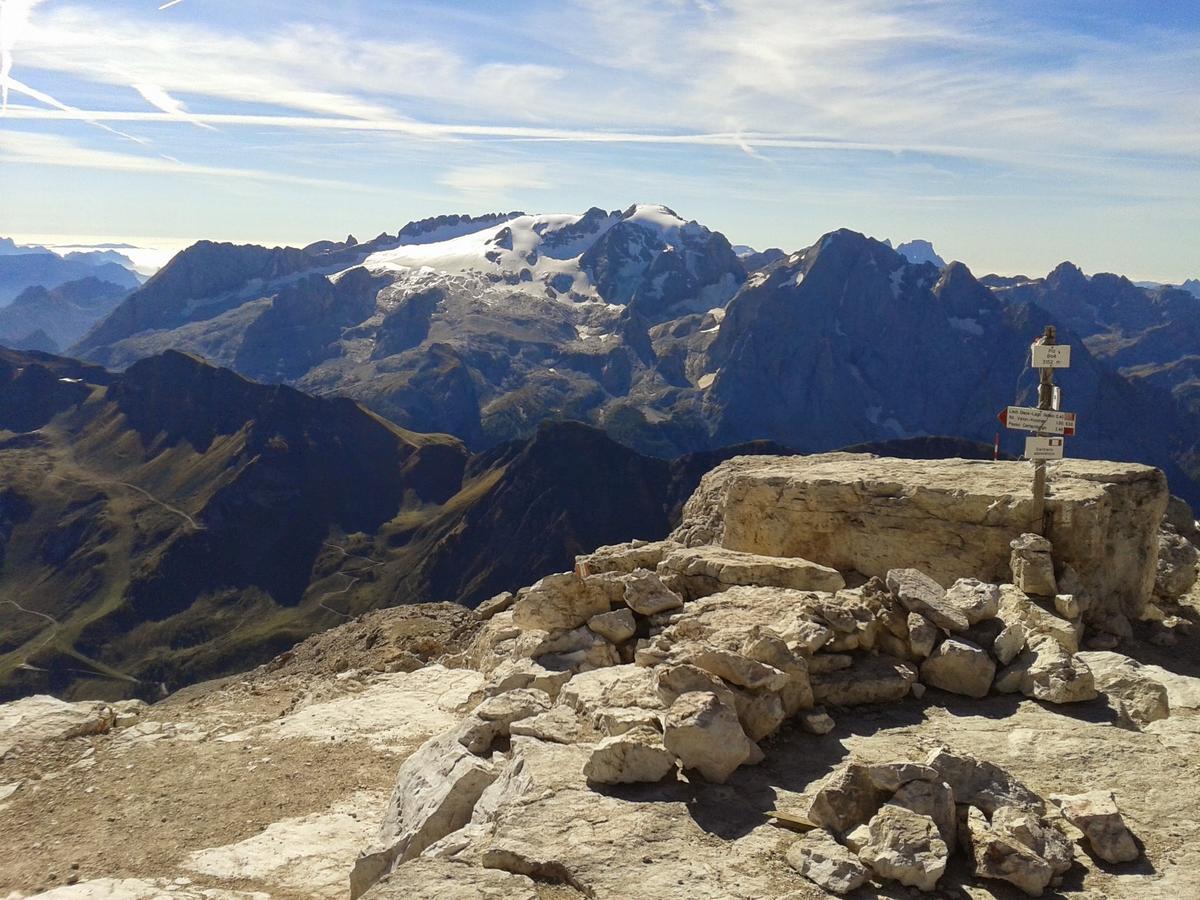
[672,454,1169,622]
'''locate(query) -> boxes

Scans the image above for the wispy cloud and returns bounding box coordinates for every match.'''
[439,163,552,199]
[0,129,356,189]
[132,82,215,129]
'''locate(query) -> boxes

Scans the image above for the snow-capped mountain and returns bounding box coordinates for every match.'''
[890,239,947,269]
[65,209,1200,502]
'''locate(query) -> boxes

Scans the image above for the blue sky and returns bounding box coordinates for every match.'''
[0,0,1197,280]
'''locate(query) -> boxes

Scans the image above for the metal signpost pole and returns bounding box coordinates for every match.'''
[1030,326,1055,534]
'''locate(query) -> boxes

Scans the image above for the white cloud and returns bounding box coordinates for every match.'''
[438,164,552,198]
[0,129,354,188]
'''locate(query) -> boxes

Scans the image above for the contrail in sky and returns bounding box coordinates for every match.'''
[159,1,185,9]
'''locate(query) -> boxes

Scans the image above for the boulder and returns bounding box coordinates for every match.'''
[944,578,1002,625]
[1018,636,1098,704]
[1010,533,1058,596]
[811,655,917,707]
[587,608,637,644]
[886,568,970,632]
[0,695,115,758]
[511,572,611,631]
[993,621,1028,666]
[474,591,515,621]
[906,613,937,658]
[786,829,870,895]
[925,748,1043,815]
[657,545,844,601]
[799,708,836,734]
[350,730,500,897]
[804,762,888,833]
[479,658,573,700]
[583,725,676,785]
[890,778,957,848]
[920,637,996,699]
[1052,790,1140,864]
[622,569,684,616]
[557,665,661,719]
[1075,650,1170,728]
[662,691,760,783]
[508,707,583,744]
[458,689,552,753]
[1054,593,1082,619]
[998,585,1080,652]
[961,805,1071,897]
[1155,529,1198,600]
[576,539,680,575]
[670,454,1167,622]
[857,804,948,892]
[864,762,938,793]
[361,858,540,899]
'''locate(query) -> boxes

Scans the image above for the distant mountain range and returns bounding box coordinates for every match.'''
[0,238,142,306]
[64,205,1200,504]
[0,346,797,700]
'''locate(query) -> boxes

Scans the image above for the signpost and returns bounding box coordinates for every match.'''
[998,326,1076,534]
[997,407,1077,435]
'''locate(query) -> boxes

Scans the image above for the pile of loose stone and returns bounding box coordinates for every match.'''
[349,521,1189,897]
[789,749,1138,896]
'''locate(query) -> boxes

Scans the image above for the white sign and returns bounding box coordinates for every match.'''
[1031,344,1071,368]
[1026,435,1065,460]
[1000,406,1077,435]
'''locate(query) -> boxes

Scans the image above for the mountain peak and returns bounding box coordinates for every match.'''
[895,239,947,269]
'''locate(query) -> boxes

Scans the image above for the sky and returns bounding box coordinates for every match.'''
[0,0,1197,281]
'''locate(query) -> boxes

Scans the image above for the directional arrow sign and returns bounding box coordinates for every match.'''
[998,406,1077,436]
[1031,344,1071,368]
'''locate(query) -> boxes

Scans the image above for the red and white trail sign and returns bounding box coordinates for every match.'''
[997,406,1077,436]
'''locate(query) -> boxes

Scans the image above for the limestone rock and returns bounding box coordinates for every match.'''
[1055,593,1082,619]
[662,691,760,783]
[511,572,611,631]
[1155,528,1199,600]
[575,539,680,576]
[670,454,1167,623]
[583,725,676,784]
[906,613,937,658]
[0,695,114,757]
[657,545,844,601]
[961,805,1069,897]
[480,658,572,700]
[587,608,637,644]
[925,748,1043,815]
[785,829,870,895]
[1076,650,1170,728]
[886,568,970,632]
[687,647,790,692]
[857,804,948,892]
[361,858,540,899]
[920,638,996,699]
[1021,636,1098,704]
[458,689,552,752]
[890,779,956,848]
[945,578,1002,625]
[475,591,515,621]
[865,762,938,793]
[804,763,888,833]
[800,709,836,734]
[622,569,684,615]
[811,655,917,707]
[1052,790,1140,863]
[993,621,1028,665]
[557,665,661,721]
[508,707,583,744]
[351,729,500,897]
[1010,533,1058,596]
[998,585,1080,652]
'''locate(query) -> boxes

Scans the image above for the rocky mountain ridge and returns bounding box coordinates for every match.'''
[63,210,1200,504]
[0,348,790,702]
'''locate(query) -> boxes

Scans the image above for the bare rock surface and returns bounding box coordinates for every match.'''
[920,637,996,698]
[0,697,115,759]
[657,545,844,599]
[672,454,1168,620]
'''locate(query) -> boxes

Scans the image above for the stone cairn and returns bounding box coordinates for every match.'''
[349,516,1192,897]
